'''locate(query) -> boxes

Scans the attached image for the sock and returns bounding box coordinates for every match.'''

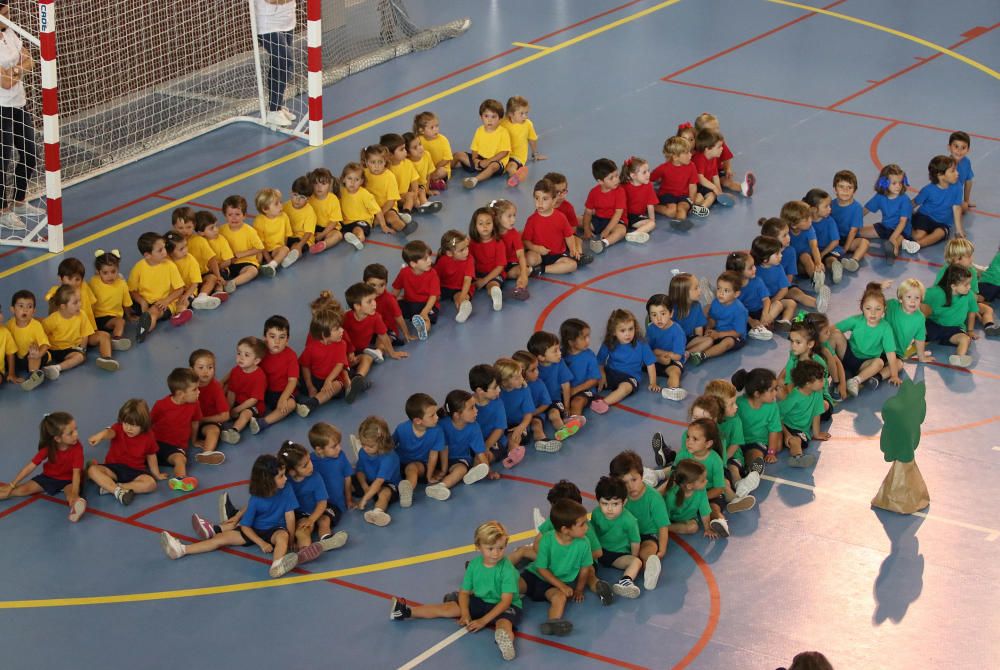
[267,260,278,269]
[602,238,609,247]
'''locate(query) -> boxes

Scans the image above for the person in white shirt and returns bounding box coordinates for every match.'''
[254,0,296,128]
[0,2,39,231]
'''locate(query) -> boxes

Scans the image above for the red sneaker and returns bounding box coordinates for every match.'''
[170,309,193,327]
[309,241,327,254]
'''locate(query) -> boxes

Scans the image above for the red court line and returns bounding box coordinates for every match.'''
[828,22,1000,109]
[0,496,39,521]
[128,479,249,521]
[661,0,847,80]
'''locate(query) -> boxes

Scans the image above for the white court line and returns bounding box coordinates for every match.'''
[397,628,469,669]
[762,475,1000,541]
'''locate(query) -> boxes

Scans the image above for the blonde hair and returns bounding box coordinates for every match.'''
[704,379,738,401]
[254,188,281,215]
[474,520,509,548]
[494,357,522,384]
[896,278,926,300]
[358,416,393,454]
[694,112,718,130]
[439,229,468,257]
[779,200,811,227]
[505,95,529,115]
[943,238,974,263]
[310,289,342,315]
[663,136,690,158]
[308,421,342,450]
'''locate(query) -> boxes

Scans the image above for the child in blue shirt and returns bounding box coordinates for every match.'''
[394,393,447,505]
[666,273,712,354]
[912,155,964,247]
[559,318,603,416]
[948,131,975,211]
[596,309,658,413]
[806,188,864,280]
[497,356,562,454]
[470,363,524,468]
[749,235,811,327]
[528,330,575,413]
[354,416,401,527]
[861,164,920,260]
[438,389,495,487]
[726,251,779,342]
[645,294,687,401]
[830,169,870,262]
[308,421,352,533]
[690,272,748,366]
[278,441,348,561]
[513,350,585,442]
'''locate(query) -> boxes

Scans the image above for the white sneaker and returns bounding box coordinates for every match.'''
[902,239,921,254]
[589,239,606,254]
[191,294,221,310]
[0,210,26,231]
[269,553,298,578]
[642,466,661,488]
[43,365,61,380]
[841,257,860,272]
[489,285,503,311]
[846,377,860,397]
[709,517,730,537]
[160,531,185,559]
[279,107,296,122]
[625,231,650,244]
[661,387,687,401]
[830,259,843,285]
[425,483,451,501]
[948,354,973,368]
[364,508,392,527]
[344,232,364,250]
[12,201,45,217]
[816,286,831,313]
[281,249,300,268]
[643,554,662,590]
[532,507,545,530]
[812,270,825,293]
[398,480,414,508]
[455,300,472,323]
[735,471,760,497]
[266,110,292,127]
[748,325,773,341]
[463,462,490,485]
[363,347,384,364]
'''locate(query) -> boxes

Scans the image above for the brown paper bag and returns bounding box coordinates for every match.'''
[871,460,930,514]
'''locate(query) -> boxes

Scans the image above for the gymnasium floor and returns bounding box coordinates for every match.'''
[1,1,998,668]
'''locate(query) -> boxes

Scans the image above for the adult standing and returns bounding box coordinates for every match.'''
[254,0,297,128]
[0,2,40,232]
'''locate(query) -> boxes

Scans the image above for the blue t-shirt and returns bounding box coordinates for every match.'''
[780,245,798,278]
[475,397,508,447]
[813,216,841,252]
[830,200,862,239]
[242,485,299,530]
[864,193,913,237]
[597,340,656,379]
[441,416,486,463]
[312,452,351,512]
[500,385,536,427]
[356,449,402,485]
[709,299,749,338]
[392,421,446,464]
[537,360,573,405]
[564,349,601,387]
[527,378,552,409]
[289,471,329,514]
[672,301,707,338]
[914,182,961,225]
[757,263,790,297]
[789,225,816,257]
[739,276,769,313]
[956,156,974,185]
[646,321,686,356]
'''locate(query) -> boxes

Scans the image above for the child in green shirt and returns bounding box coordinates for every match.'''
[921,264,977,368]
[610,450,668,590]
[664,459,720,539]
[391,520,522,661]
[886,278,931,363]
[834,282,899,396]
[934,238,997,336]
[591,476,643,599]
[777,360,827,468]
[703,379,762,503]
[733,367,783,465]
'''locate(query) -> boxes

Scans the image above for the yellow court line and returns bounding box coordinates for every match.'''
[512,41,548,51]
[0,0,682,282]
[0,529,536,609]
[767,0,1000,80]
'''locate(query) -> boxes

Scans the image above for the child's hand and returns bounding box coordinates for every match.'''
[535,245,551,256]
[815,431,831,441]
[427,473,441,484]
[380,223,392,234]
[154,472,169,481]
[0,484,11,499]
[919,351,935,363]
[889,374,902,386]
[27,344,40,359]
[510,425,525,445]
[704,329,717,339]
[533,153,548,161]
[558,584,573,599]
[346,499,357,511]
[704,527,719,539]
[648,381,661,393]
[487,470,501,481]
[880,279,893,290]
[8,374,23,384]
[259,542,274,554]
[516,274,528,290]
[299,519,314,533]
[357,497,370,510]
[968,331,979,340]
[87,433,102,447]
[390,350,408,359]
[765,452,778,464]
[572,588,585,603]
[457,614,471,627]
[466,617,487,633]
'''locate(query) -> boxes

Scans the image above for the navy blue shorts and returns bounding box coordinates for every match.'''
[540,251,572,268]
[103,463,148,484]
[347,221,372,237]
[604,367,639,392]
[95,315,117,331]
[399,300,439,324]
[14,352,50,375]
[654,360,683,378]
[981,282,1000,302]
[925,320,965,345]
[597,549,631,568]
[350,475,400,503]
[229,261,257,277]
[717,334,746,351]
[590,215,622,237]
[156,441,186,467]
[520,569,557,602]
[841,346,887,378]
[740,443,767,459]
[49,348,84,365]
[469,595,522,627]
[32,474,72,495]
[657,193,688,205]
[910,211,951,236]
[449,457,473,471]
[873,223,899,240]
[627,213,650,227]
[237,526,287,547]
[639,533,660,546]
[783,425,810,447]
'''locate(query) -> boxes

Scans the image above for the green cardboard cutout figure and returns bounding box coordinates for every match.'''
[872,378,930,513]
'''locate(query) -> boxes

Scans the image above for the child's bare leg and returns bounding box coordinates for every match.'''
[295,518,313,549]
[570,395,588,416]
[544,257,578,275]
[374,486,393,513]
[441,463,468,488]
[168,452,188,478]
[93,331,113,358]
[201,275,220,294]
[182,529,246,555]
[384,210,406,232]
[638,539,659,562]
[798,254,817,277]
[952,332,971,356]
[55,351,86,372]
[686,335,713,353]
[404,462,424,489]
[232,408,254,431]
[613,555,642,580]
[233,265,259,288]
[86,464,120,494]
[200,424,221,452]
[409,601,462,619]
[271,529,291,561]
[545,588,567,620]
[269,246,290,265]
[477,162,502,181]
[313,380,345,405]
[849,237,870,261]
[914,228,946,248]
[702,338,735,359]
[782,427,804,457]
[787,286,816,309]
[701,192,717,208]
[603,381,633,406]
[780,298,798,321]
[854,358,884,383]
[602,223,627,246]
[547,407,565,431]
[669,520,699,534]
[676,202,691,220]
[530,417,547,441]
[654,203,677,218]
[316,514,332,538]
[666,366,682,389]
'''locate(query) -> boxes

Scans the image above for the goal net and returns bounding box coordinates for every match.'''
[0,0,469,253]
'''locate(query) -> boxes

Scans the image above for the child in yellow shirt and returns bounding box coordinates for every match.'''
[339,162,382,251]
[253,187,296,270]
[454,99,512,190]
[193,210,236,291]
[6,290,49,390]
[127,231,188,341]
[88,250,133,348]
[43,284,119,376]
[44,257,115,357]
[307,167,344,249]
[164,231,222,313]
[362,145,416,235]
[383,132,441,214]
[501,96,546,187]
[414,110,452,191]
[219,194,270,284]
[284,175,327,255]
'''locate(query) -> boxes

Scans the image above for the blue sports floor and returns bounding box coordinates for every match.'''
[1,1,999,668]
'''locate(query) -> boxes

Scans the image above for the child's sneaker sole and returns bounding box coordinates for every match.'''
[425,483,451,501]
[68,498,87,522]
[625,231,649,244]
[320,531,348,551]
[269,553,298,578]
[297,542,323,565]
[96,357,120,371]
[709,518,730,537]
[726,494,756,513]
[195,451,225,465]
[539,619,573,636]
[643,554,661,590]
[534,439,562,453]
[612,581,641,599]
[398,480,414,508]
[495,628,516,661]
[364,509,391,526]
[344,232,364,250]
[463,462,490,485]
[411,315,428,340]
[220,429,241,444]
[595,579,615,606]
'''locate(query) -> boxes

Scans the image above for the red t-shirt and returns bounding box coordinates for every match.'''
[650,161,698,197]
[300,335,350,382]
[555,200,579,227]
[434,254,475,292]
[500,228,524,265]
[392,266,441,303]
[720,141,733,163]
[342,310,387,353]
[151,396,202,448]
[198,378,230,418]
[692,151,719,180]
[32,442,84,481]
[225,366,267,415]
[104,422,158,471]
[523,210,574,255]
[584,184,626,219]
[261,347,299,393]
[375,291,403,335]
[622,182,658,215]
[469,238,507,276]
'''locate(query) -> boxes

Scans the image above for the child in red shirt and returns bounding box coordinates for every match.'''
[694,112,755,197]
[223,337,267,439]
[523,178,580,276]
[151,368,203,491]
[0,412,87,522]
[692,127,729,211]
[651,135,703,227]
[364,262,412,345]
[583,157,629,254]
[261,315,308,423]
[392,240,440,340]
[86,398,165,506]
[490,199,531,300]
[344,282,407,363]
[435,230,477,323]
[300,307,370,409]
[469,206,508,308]
[190,348,249,446]
[621,156,658,239]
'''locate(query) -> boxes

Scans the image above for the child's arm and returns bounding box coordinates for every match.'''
[568,378,598,396]
[284,509,296,539]
[146,453,168,480]
[963,179,974,207]
[483,428,504,451]
[129,290,149,312]
[646,362,660,392]
[239,525,274,553]
[511,411,532,446]
[230,396,258,416]
[565,235,582,259]
[301,499,328,534]
[808,239,823,268]
[817,236,839,257]
[154,287,186,312]
[0,461,39,497]
[711,175,723,195]
[321,364,346,393]
[629,540,640,557]
[419,295,437,322]
[535,567,573,598]
[766,430,782,463]
[528,137,545,161]
[458,274,472,304]
[514,248,530,288]
[702,513,717,539]
[652,348,681,365]
[656,525,669,558]
[278,376,297,408]
[522,239,548,255]
[885,351,902,384]
[426,450,442,484]
[375,332,407,360]
[373,210,391,234]
[688,182,698,200]
[812,414,831,441]
[342,476,355,510]
[952,204,965,238]
[201,410,230,424]
[378,200,397,216]
[461,590,514,632]
[581,208,595,240]
[67,468,83,506]
[573,566,591,602]
[87,427,115,447]
[393,314,413,340]
[4,352,15,382]
[965,310,977,340]
[696,172,715,190]
[357,476,384,508]
[608,207,624,230]
[560,381,571,411]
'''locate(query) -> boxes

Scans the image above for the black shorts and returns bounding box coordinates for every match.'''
[350,474,400,503]
[696,184,715,197]
[591,215,621,237]
[708,493,726,509]
[103,463,149,484]
[910,211,951,235]
[441,286,472,303]
[130,303,174,319]
[14,352,50,374]
[872,223,900,240]
[197,422,223,440]
[604,367,639,392]
[540,251,571,268]
[295,506,340,525]
[399,300,439,324]
[657,193,689,205]
[49,348,84,365]
[347,221,371,237]
[475,269,505,284]
[748,308,763,321]
[980,282,1000,302]
[783,425,811,446]
[95,315,117,331]
[841,346,886,377]
[265,389,295,412]
[468,595,522,627]
[504,261,521,275]
[230,261,258,277]
[597,550,631,568]
[462,155,504,174]
[627,213,650,227]
[32,474,72,495]
[520,569,558,602]
[925,320,965,345]
[506,156,525,170]
[717,335,746,351]
[639,533,660,546]
[570,389,594,407]
[156,441,186,467]
[449,458,473,471]
[238,526,287,547]
[488,440,510,462]
[740,442,767,459]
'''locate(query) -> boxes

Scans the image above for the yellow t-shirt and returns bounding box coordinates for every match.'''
[43,310,95,350]
[470,126,511,167]
[340,188,381,224]
[6,319,49,357]
[127,258,185,304]
[364,169,400,210]
[420,134,453,178]
[253,213,293,251]
[309,193,343,231]
[500,117,537,165]
[388,159,419,194]
[186,234,217,275]
[206,234,235,264]
[172,254,203,286]
[219,223,264,267]
[46,283,97,331]
[88,276,133,318]
[411,151,434,187]
[0,327,15,374]
[283,201,317,238]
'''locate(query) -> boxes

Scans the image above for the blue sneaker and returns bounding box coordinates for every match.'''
[411,314,428,340]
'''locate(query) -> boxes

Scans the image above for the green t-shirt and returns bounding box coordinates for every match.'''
[675,446,725,490]
[778,387,824,437]
[885,299,926,354]
[663,486,711,522]
[589,506,640,554]
[783,352,833,405]
[835,314,897,359]
[719,415,745,463]
[736,395,781,445]
[624,483,671,535]
[526,530,593,584]
[538,518,601,553]
[461,556,522,608]
[933,265,979,293]
[981,252,1000,286]
[923,285,978,329]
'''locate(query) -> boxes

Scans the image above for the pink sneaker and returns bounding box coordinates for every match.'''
[507,174,520,187]
[170,309,193,327]
[502,445,526,468]
[309,241,327,254]
[511,286,530,301]
[191,513,216,539]
[590,398,610,414]
[211,291,229,303]
[430,179,447,191]
[297,542,323,565]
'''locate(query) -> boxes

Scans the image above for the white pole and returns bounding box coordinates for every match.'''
[247,0,268,124]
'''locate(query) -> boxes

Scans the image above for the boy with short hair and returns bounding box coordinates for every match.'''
[528,330,573,414]
[223,336,268,439]
[692,127,726,211]
[829,170,870,263]
[343,282,407,363]
[5,290,49,390]
[194,210,236,291]
[393,393,447,506]
[469,363,524,468]
[523,178,580,276]
[583,158,629,255]
[173,207,231,297]
[912,155,964,246]
[454,98,511,189]
[496,357,561,454]
[609,450,667,590]
[650,136,701,227]
[86,398,166,506]
[218,194,271,283]
[689,271,748,367]
[591,476,643,598]
[309,421,353,537]
[284,175,326,256]
[189,348,245,447]
[392,240,440,340]
[948,130,975,211]
[260,314,308,424]
[127,231,188,341]
[151,368,204,490]
[511,350,584,442]
[364,262,412,345]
